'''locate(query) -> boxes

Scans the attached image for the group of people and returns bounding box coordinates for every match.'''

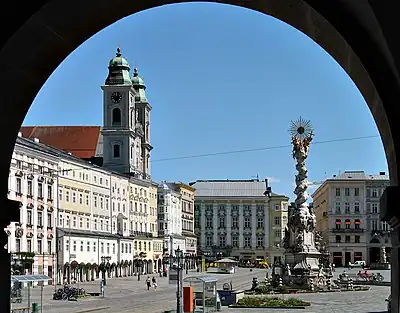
[145,276,157,290]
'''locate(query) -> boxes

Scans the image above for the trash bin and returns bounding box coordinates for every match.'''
[32,303,39,313]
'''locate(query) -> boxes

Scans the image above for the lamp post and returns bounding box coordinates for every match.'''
[170,247,184,313]
[100,256,111,286]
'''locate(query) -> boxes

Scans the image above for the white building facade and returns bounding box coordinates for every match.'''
[312,171,391,266]
[191,179,289,263]
[157,183,186,255]
[6,135,59,285]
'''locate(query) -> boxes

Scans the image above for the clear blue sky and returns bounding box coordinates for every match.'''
[23,2,388,201]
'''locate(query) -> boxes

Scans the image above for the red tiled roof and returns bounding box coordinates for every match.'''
[20,126,101,159]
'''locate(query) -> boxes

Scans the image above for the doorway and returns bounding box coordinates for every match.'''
[345,252,351,266]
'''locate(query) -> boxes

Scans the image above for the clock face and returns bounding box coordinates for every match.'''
[111,92,122,104]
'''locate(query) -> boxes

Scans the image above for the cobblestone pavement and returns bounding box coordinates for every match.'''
[11,268,391,313]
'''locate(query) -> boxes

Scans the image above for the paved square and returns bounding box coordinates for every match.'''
[11,268,391,313]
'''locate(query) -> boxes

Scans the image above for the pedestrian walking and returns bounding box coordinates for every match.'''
[146,276,151,290]
[152,276,157,289]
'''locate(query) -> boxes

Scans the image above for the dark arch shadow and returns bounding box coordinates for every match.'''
[1,0,400,312]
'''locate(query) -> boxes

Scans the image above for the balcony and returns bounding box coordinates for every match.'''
[331,228,364,233]
[132,231,153,238]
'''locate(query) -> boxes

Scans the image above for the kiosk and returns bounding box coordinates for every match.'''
[183,275,220,313]
[214,258,238,274]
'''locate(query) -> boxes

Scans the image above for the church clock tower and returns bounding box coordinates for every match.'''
[101,48,152,179]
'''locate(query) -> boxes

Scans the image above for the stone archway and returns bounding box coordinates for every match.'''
[147,260,153,274]
[1,1,400,312]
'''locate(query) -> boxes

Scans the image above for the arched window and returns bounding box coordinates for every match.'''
[112,108,121,125]
[113,144,120,158]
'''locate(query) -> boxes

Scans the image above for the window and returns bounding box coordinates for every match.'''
[274,217,280,226]
[79,193,83,204]
[344,188,350,197]
[335,235,341,243]
[101,242,104,253]
[345,202,350,214]
[345,236,350,243]
[113,243,116,254]
[354,219,361,229]
[37,239,42,254]
[244,217,251,228]
[16,178,22,194]
[27,239,32,252]
[112,108,121,125]
[27,180,33,196]
[37,212,43,226]
[354,188,360,197]
[86,195,89,206]
[65,190,70,202]
[257,236,264,247]
[86,218,90,228]
[113,144,121,158]
[100,198,103,209]
[93,242,96,252]
[15,239,21,252]
[218,236,226,247]
[257,217,264,228]
[87,242,90,252]
[27,210,32,225]
[345,219,350,229]
[38,183,43,198]
[100,220,103,230]
[206,236,213,246]
[218,217,225,228]
[80,241,84,252]
[72,192,76,203]
[94,196,97,208]
[229,236,238,247]
[65,240,69,251]
[47,185,52,200]
[73,216,77,227]
[372,203,378,213]
[354,202,360,214]
[355,236,360,243]
[59,189,63,201]
[372,220,378,230]
[107,243,110,254]
[73,241,76,252]
[47,213,52,227]
[94,219,97,230]
[335,202,341,214]
[106,199,109,210]
[232,216,238,228]
[335,188,340,197]
[206,217,213,228]
[372,189,378,197]
[244,236,251,248]
[335,219,341,229]
[47,241,52,254]
[274,230,281,238]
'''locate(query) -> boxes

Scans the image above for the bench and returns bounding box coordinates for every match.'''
[11,308,30,313]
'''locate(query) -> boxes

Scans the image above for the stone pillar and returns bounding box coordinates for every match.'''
[212,204,218,245]
[238,203,244,248]
[381,186,400,313]
[226,203,231,246]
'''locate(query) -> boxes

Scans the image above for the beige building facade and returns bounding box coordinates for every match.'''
[312,171,391,266]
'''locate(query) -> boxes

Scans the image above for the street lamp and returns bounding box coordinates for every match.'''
[170,247,184,313]
[100,256,111,286]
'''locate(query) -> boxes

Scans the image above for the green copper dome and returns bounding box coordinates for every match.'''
[132,68,146,89]
[105,48,132,85]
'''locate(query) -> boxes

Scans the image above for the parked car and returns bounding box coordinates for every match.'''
[386,294,391,313]
[349,261,366,268]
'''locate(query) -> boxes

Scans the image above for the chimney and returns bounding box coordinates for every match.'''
[379,171,386,175]
[17,132,22,137]
[33,138,40,143]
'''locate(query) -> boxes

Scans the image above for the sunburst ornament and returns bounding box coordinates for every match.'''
[289,117,314,141]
